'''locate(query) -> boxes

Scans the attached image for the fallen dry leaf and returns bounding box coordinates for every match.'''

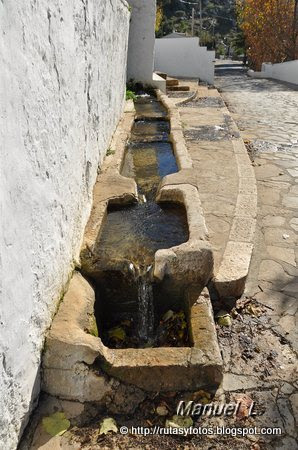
[42,412,70,437]
[99,417,118,435]
[235,394,254,420]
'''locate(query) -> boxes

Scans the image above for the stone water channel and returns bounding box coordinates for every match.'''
[83,95,190,348]
[43,92,222,398]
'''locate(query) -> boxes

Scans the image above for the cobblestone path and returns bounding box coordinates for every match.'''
[215,61,298,449]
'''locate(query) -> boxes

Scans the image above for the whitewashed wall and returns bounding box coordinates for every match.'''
[0,0,130,448]
[262,60,298,85]
[154,37,215,84]
[126,0,165,91]
[127,0,156,83]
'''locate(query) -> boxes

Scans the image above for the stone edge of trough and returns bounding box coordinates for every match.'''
[80,104,137,256]
[154,88,214,287]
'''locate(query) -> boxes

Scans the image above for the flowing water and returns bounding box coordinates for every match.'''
[137,277,154,342]
[94,95,189,348]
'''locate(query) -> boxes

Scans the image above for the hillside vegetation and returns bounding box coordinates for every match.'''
[156,0,242,57]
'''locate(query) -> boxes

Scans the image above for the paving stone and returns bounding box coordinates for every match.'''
[258,260,293,283]
[274,160,298,168]
[289,185,298,195]
[254,164,283,180]
[266,246,296,266]
[223,373,259,391]
[289,218,298,232]
[280,383,296,395]
[282,281,298,294]
[289,393,298,421]
[194,159,238,177]
[259,186,281,205]
[262,216,286,227]
[287,168,298,177]
[279,315,296,333]
[215,66,298,445]
[255,290,297,316]
[275,437,298,450]
[282,195,298,209]
[251,391,284,429]
[270,174,293,182]
[264,228,297,246]
[258,205,290,218]
[276,398,297,437]
[260,180,291,190]
[199,195,235,216]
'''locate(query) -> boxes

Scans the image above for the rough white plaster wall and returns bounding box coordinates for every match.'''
[127,0,156,83]
[262,60,298,85]
[0,0,129,448]
[154,37,215,84]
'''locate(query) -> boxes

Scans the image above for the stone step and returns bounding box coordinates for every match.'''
[196,86,209,97]
[207,88,221,98]
[167,85,190,92]
[166,78,179,86]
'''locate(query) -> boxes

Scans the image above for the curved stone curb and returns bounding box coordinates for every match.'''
[158,84,257,298]
[213,110,257,298]
[174,89,198,106]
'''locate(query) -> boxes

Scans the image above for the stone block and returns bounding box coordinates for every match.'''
[214,241,253,298]
[229,217,256,243]
[235,193,257,219]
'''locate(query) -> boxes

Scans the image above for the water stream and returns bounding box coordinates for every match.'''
[94,95,189,348]
[137,277,154,343]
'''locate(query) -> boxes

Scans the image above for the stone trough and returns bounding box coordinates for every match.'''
[42,94,223,404]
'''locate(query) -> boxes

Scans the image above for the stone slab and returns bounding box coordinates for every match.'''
[214,241,254,298]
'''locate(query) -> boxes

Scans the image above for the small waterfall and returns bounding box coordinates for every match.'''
[137,276,154,343]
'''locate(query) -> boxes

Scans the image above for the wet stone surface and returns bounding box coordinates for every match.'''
[184,118,240,141]
[134,96,168,119]
[180,97,225,108]
[166,91,195,99]
[131,119,170,142]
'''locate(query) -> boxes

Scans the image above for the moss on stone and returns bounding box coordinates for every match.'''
[88,316,99,337]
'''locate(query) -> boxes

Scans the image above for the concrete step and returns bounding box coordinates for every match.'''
[167,85,190,92]
[166,78,179,86]
[155,71,167,80]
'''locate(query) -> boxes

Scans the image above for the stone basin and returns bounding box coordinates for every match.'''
[43,272,223,400]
